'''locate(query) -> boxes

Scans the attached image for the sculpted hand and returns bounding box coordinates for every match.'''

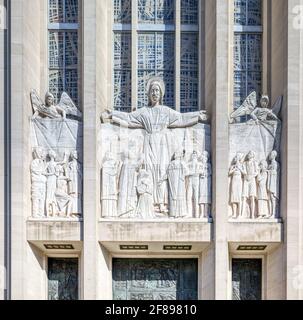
[199,110,208,122]
[101,108,113,122]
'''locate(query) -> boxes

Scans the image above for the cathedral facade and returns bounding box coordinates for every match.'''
[0,0,303,300]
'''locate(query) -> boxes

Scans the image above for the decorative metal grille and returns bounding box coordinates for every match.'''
[234,0,262,26]
[48,0,79,106]
[49,0,78,23]
[138,0,174,24]
[181,0,198,25]
[181,32,198,112]
[114,0,131,24]
[233,0,262,108]
[114,32,132,111]
[138,32,175,108]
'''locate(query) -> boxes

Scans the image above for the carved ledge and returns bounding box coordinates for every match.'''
[227,220,283,243]
[228,218,282,223]
[98,220,213,243]
[27,219,82,242]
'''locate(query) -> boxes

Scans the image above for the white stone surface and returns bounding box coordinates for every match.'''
[30,118,83,218]
[99,122,211,219]
[229,119,282,219]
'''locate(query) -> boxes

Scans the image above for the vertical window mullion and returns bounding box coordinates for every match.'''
[175,0,181,112]
[198,0,202,110]
[63,32,66,93]
[245,33,248,97]
[131,0,138,110]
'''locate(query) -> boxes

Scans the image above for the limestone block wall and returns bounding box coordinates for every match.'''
[10,0,43,299]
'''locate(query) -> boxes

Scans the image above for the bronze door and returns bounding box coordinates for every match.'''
[48,258,79,300]
[232,259,262,300]
[113,258,198,300]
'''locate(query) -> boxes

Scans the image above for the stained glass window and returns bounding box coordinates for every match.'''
[48,0,79,106]
[138,0,174,24]
[138,33,175,108]
[113,0,200,112]
[234,0,262,109]
[114,32,132,111]
[234,0,262,26]
[181,33,199,112]
[181,0,198,25]
[114,0,131,24]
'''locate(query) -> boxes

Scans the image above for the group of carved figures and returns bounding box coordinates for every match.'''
[29,81,283,221]
[101,150,211,219]
[229,150,279,219]
[31,147,82,218]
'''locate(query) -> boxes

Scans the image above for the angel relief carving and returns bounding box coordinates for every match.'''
[30,90,82,120]
[229,91,283,221]
[30,90,83,219]
[229,91,282,124]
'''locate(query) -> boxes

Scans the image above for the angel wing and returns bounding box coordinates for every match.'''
[30,89,45,114]
[58,92,82,118]
[230,91,257,122]
[271,95,283,117]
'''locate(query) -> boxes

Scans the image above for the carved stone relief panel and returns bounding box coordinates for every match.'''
[229,92,282,220]
[99,78,211,220]
[30,90,83,219]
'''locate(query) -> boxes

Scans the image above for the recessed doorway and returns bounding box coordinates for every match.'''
[112,258,198,300]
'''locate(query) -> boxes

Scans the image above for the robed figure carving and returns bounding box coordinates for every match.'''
[102,78,208,214]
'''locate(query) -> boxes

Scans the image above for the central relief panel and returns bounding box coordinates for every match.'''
[99,78,211,220]
[113,258,198,300]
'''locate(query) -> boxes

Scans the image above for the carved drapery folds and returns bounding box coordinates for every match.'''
[229,92,282,220]
[100,78,211,220]
[30,90,83,219]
